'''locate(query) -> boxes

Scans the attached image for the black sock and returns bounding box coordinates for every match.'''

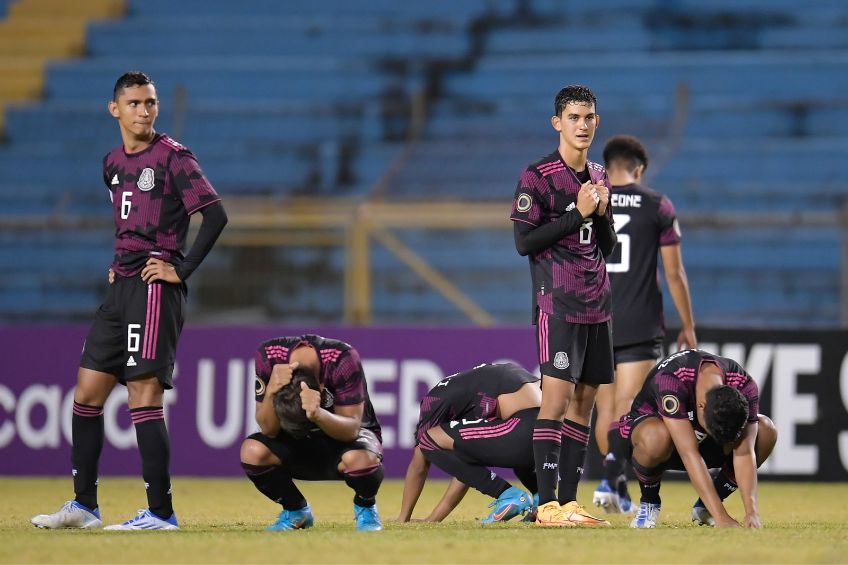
[343,464,384,507]
[632,458,664,505]
[532,419,562,505]
[558,419,589,505]
[714,462,738,500]
[420,432,510,498]
[131,406,173,519]
[241,462,307,510]
[513,465,538,495]
[72,401,104,510]
[604,421,628,485]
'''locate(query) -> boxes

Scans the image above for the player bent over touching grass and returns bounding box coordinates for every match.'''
[240,335,384,532]
[592,135,697,514]
[398,363,541,524]
[621,349,777,528]
[511,85,616,527]
[32,71,227,531]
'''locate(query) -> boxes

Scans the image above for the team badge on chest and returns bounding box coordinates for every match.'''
[137,167,156,191]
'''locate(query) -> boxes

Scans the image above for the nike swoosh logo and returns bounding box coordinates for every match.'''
[492,504,515,521]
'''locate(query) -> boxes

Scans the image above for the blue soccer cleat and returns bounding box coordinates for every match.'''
[354,503,382,531]
[691,499,715,526]
[267,505,314,532]
[630,502,661,528]
[104,508,179,530]
[31,500,102,529]
[592,479,621,513]
[482,486,533,524]
[520,493,540,522]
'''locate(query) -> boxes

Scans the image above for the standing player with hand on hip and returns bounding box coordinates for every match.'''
[510,85,617,527]
[592,135,697,514]
[31,71,227,531]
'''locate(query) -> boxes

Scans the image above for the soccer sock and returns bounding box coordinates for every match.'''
[343,463,384,507]
[631,458,664,505]
[420,432,510,499]
[604,421,628,485]
[241,462,307,511]
[557,419,589,505]
[71,401,104,510]
[513,465,538,496]
[532,419,562,505]
[714,462,738,500]
[131,407,173,519]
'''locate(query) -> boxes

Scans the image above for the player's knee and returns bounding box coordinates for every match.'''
[755,414,777,466]
[239,438,276,466]
[632,420,671,462]
[340,449,380,472]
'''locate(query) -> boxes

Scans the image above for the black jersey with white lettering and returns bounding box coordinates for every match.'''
[629,350,759,441]
[414,363,539,446]
[607,183,681,347]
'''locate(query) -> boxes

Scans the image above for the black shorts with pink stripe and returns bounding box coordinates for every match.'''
[80,275,185,389]
[535,312,613,385]
[441,407,538,469]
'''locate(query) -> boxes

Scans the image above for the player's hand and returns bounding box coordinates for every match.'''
[677,326,697,351]
[267,362,299,396]
[744,512,762,529]
[300,381,321,421]
[715,516,742,528]
[593,182,610,216]
[108,269,115,285]
[141,258,182,284]
[576,180,599,218]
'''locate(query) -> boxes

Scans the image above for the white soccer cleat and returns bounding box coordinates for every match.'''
[692,501,716,526]
[104,508,179,531]
[592,480,622,513]
[31,500,102,529]
[630,502,661,528]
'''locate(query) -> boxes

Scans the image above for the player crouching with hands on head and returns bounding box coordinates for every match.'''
[240,335,384,532]
[622,349,777,528]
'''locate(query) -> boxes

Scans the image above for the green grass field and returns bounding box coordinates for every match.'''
[2,478,846,564]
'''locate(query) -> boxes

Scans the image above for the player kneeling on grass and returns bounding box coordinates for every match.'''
[398,363,540,524]
[621,349,777,528]
[240,335,384,532]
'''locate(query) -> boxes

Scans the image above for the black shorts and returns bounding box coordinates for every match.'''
[535,313,614,385]
[248,428,383,481]
[79,276,186,389]
[620,413,729,470]
[613,337,663,366]
[441,407,538,470]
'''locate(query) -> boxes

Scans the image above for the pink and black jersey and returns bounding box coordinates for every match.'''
[103,134,221,277]
[629,350,759,440]
[608,183,681,347]
[414,363,539,446]
[510,150,614,324]
[254,335,381,440]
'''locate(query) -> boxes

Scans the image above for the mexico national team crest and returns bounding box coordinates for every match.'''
[553,351,569,370]
[137,167,155,191]
[516,193,532,212]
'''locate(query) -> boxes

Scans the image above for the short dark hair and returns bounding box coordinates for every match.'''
[554,85,597,117]
[113,71,154,101]
[704,385,748,445]
[273,367,321,438]
[603,135,650,173]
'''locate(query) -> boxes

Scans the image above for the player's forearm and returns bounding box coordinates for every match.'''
[513,209,584,256]
[681,451,731,522]
[174,201,228,281]
[734,448,760,518]
[594,214,618,257]
[256,397,281,437]
[666,265,695,330]
[399,450,430,522]
[426,479,469,522]
[313,409,360,442]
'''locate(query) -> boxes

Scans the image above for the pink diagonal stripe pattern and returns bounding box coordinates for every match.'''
[73,402,103,417]
[130,407,164,425]
[142,284,154,359]
[459,418,519,440]
[533,429,562,444]
[561,424,589,446]
[142,284,161,360]
[538,311,549,363]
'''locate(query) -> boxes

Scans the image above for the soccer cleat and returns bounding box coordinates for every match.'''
[31,500,102,529]
[104,508,179,531]
[560,501,611,526]
[534,500,575,527]
[616,477,635,514]
[592,479,622,513]
[691,499,715,527]
[630,502,661,528]
[266,505,314,531]
[481,486,533,524]
[520,493,540,523]
[354,503,382,531]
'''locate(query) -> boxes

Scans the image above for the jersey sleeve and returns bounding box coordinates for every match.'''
[169,151,221,215]
[654,372,692,420]
[327,348,366,406]
[740,378,760,423]
[253,344,273,403]
[510,169,547,227]
[657,195,681,246]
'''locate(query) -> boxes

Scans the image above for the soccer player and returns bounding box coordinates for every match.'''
[592,135,697,513]
[397,363,540,524]
[31,71,227,531]
[510,85,617,527]
[240,334,384,532]
[621,349,777,528]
